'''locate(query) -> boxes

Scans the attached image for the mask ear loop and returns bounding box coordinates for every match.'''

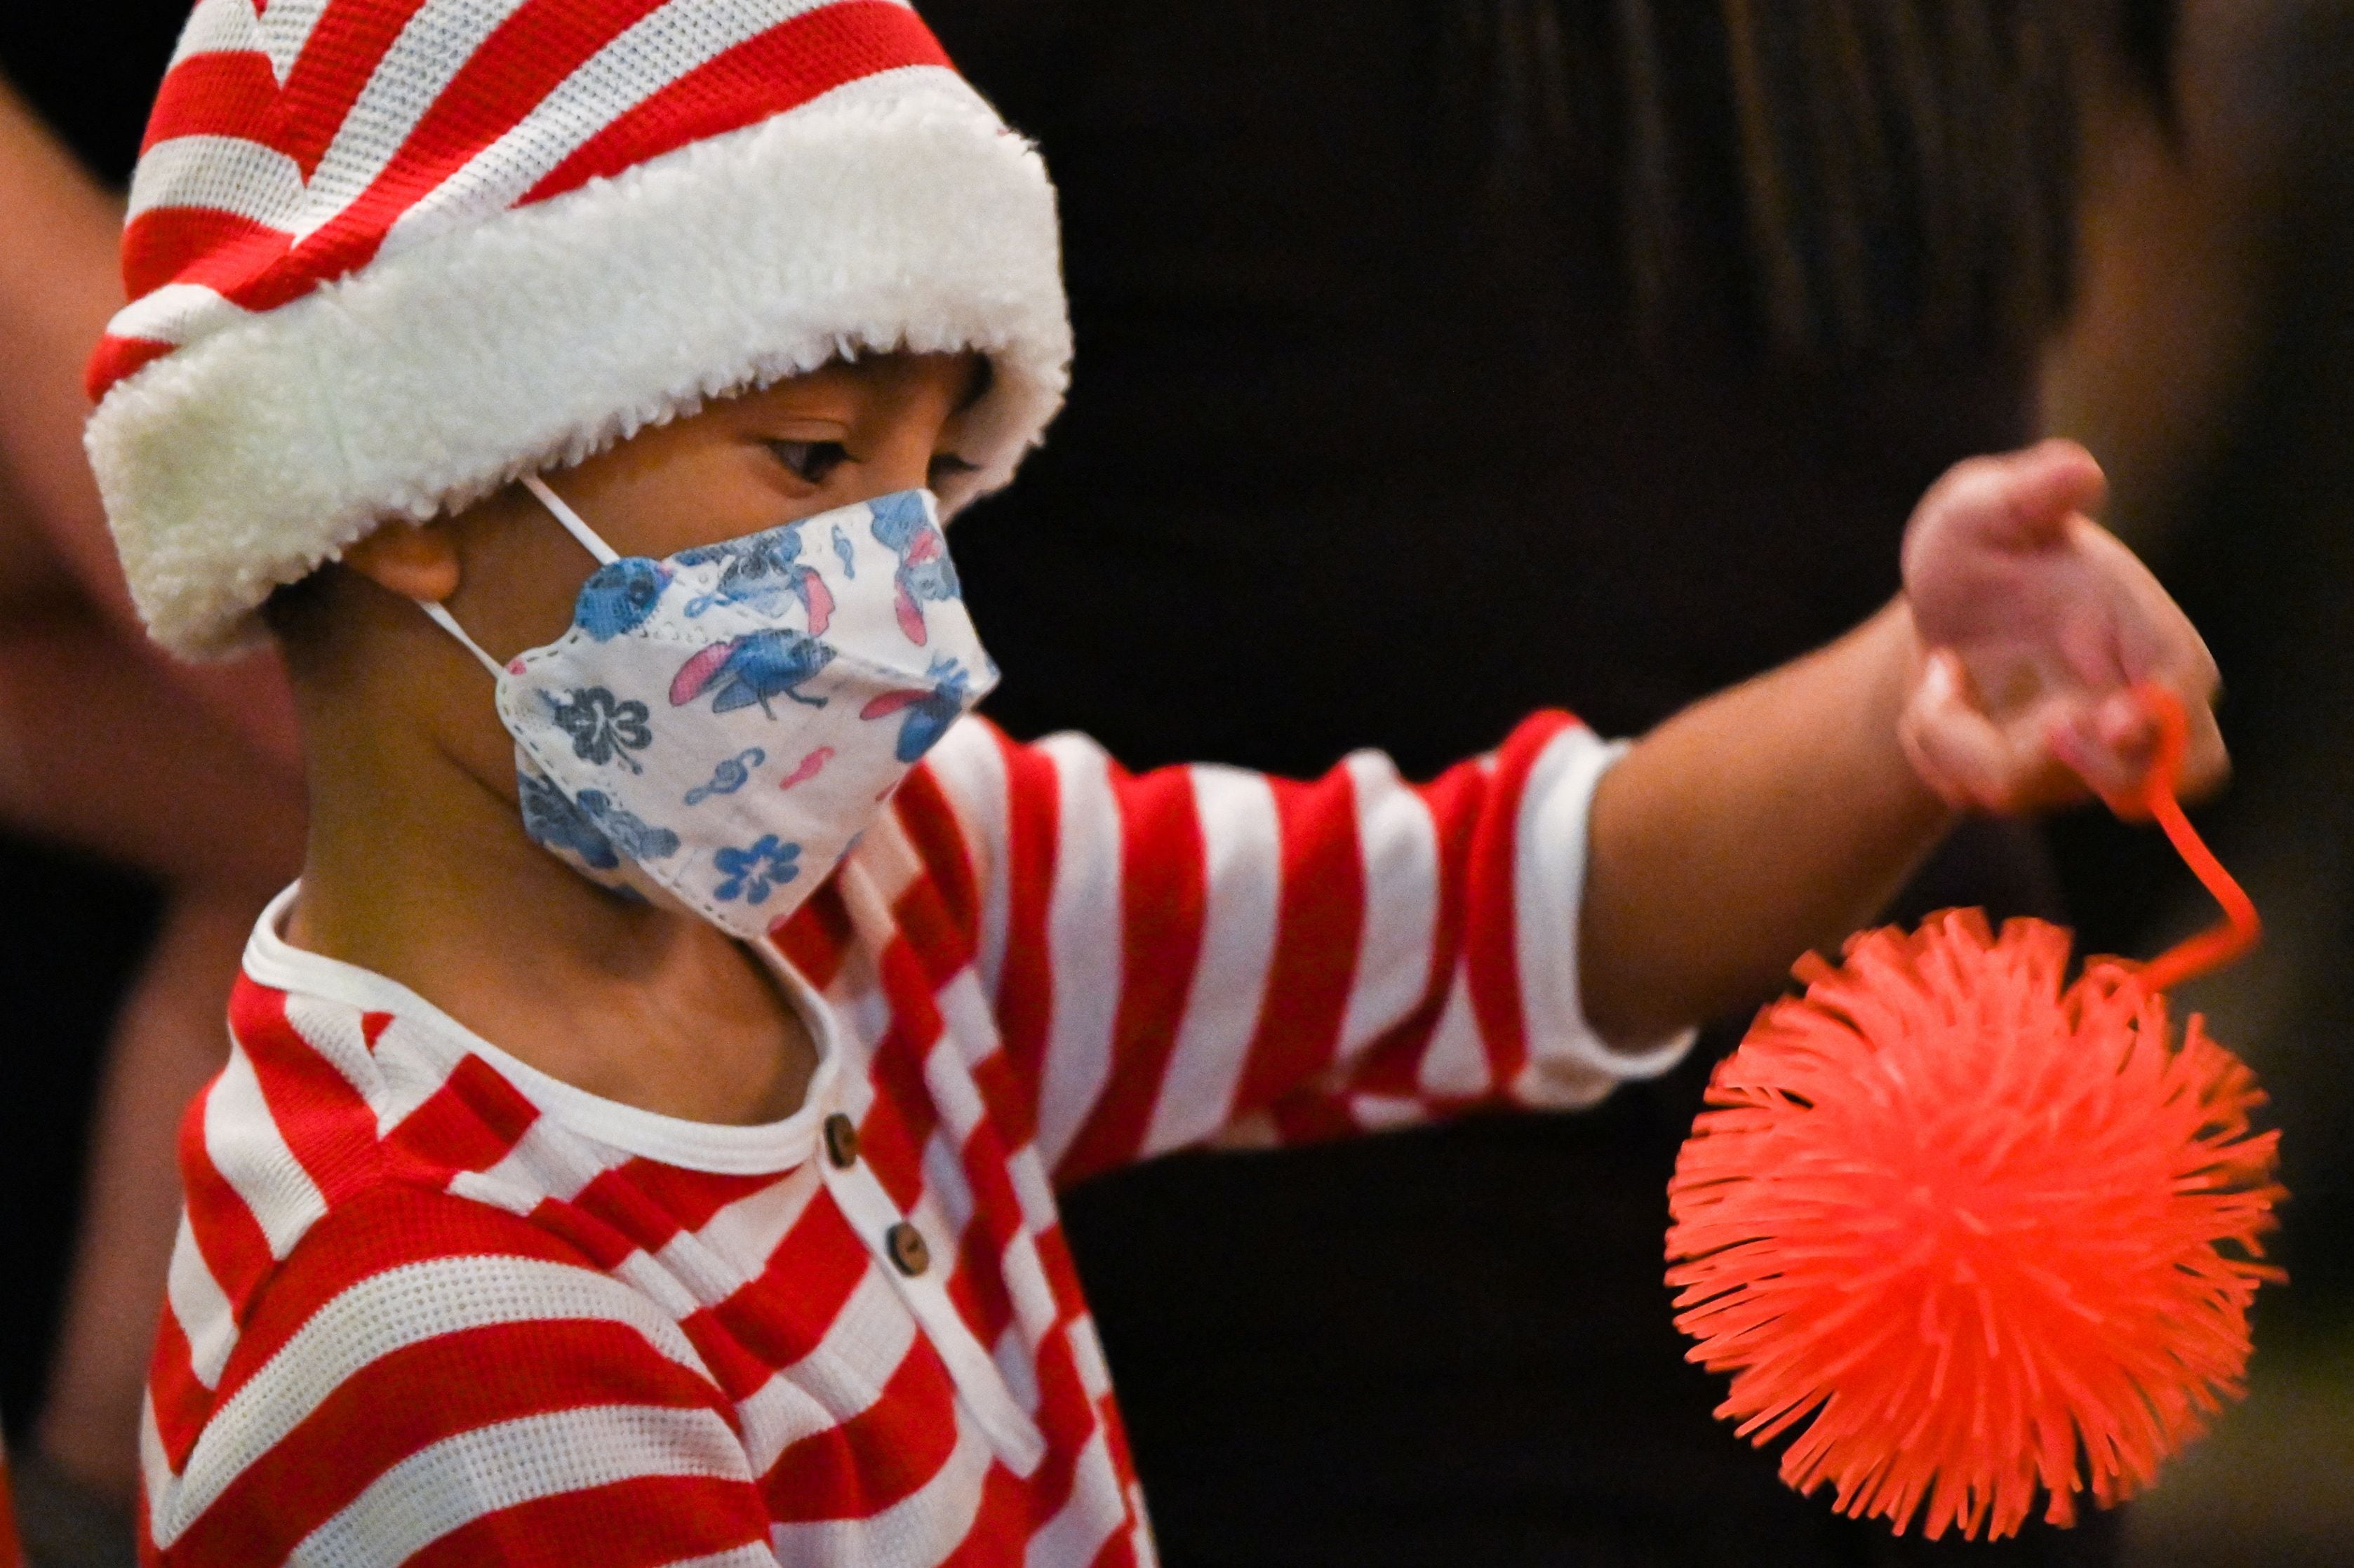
[420,599,511,681]
[2101,685,2261,994]
[521,472,620,566]
[415,474,617,681]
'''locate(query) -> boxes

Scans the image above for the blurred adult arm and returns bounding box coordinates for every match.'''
[0,75,300,768]
[0,73,305,1503]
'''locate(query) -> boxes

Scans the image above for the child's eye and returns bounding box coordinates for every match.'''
[928,453,979,484]
[767,440,850,485]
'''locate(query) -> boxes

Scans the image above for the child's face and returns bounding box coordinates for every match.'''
[427,351,985,665]
[329,349,986,808]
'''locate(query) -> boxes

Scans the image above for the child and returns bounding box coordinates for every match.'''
[88,3,2223,1564]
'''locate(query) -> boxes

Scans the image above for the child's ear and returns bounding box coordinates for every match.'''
[343,520,462,605]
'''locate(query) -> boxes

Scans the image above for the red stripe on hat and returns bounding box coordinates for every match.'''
[524,1,952,205]
[93,1,967,407]
[122,208,292,303]
[275,0,435,177]
[281,0,674,296]
[145,49,284,153]
[86,335,177,400]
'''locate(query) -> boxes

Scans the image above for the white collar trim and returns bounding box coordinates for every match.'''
[241,882,844,1175]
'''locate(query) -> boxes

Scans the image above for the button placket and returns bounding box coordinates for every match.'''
[814,1115,1045,1475]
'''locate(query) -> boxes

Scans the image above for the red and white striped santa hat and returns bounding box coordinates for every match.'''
[85,0,1069,658]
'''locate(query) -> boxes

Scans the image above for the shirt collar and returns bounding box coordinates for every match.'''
[241,881,845,1175]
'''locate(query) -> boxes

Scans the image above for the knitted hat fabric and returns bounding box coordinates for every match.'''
[86,0,1069,658]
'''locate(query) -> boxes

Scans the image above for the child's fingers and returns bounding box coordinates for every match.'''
[2002,439,2110,540]
[2046,683,2231,810]
[2047,695,2155,807]
[1901,650,2230,815]
[1899,651,2070,812]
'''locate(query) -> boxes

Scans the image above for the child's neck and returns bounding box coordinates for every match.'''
[288,720,819,1129]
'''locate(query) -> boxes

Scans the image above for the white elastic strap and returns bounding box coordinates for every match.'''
[521,473,620,565]
[420,600,509,681]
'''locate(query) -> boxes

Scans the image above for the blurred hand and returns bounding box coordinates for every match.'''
[1899,438,2227,813]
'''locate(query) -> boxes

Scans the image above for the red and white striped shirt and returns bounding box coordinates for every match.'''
[142,712,1687,1565]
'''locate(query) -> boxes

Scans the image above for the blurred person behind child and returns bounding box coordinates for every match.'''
[0,22,305,1561]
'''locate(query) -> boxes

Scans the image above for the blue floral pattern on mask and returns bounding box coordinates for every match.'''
[546,686,653,771]
[573,558,671,641]
[713,834,801,905]
[831,524,857,579]
[871,492,963,645]
[520,770,620,869]
[575,789,681,862]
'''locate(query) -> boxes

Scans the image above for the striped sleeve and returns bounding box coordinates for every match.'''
[920,712,1696,1188]
[142,1184,779,1568]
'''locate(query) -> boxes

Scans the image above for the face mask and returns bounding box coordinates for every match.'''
[424,476,997,940]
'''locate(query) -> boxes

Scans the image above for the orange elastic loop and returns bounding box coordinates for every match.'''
[2108,685,2261,993]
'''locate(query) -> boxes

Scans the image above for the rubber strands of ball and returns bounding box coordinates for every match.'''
[1664,686,2282,1541]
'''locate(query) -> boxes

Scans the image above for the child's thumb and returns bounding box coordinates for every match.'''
[1914,439,2108,558]
[1899,652,2027,811]
[1987,439,2108,546]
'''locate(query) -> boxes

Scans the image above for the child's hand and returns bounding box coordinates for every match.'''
[1899,439,2226,814]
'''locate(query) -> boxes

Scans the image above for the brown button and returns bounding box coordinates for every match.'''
[823,1113,860,1169]
[885,1221,930,1278]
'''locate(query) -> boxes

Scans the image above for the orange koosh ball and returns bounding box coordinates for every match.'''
[1666,909,2283,1542]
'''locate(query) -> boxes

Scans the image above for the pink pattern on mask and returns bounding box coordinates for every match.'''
[778,747,834,791]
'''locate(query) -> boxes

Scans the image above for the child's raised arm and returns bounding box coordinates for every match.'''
[906,443,2221,1185]
[1579,439,2226,1045]
[915,707,1672,1190]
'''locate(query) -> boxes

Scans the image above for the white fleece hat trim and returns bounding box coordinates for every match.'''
[86,67,1069,659]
